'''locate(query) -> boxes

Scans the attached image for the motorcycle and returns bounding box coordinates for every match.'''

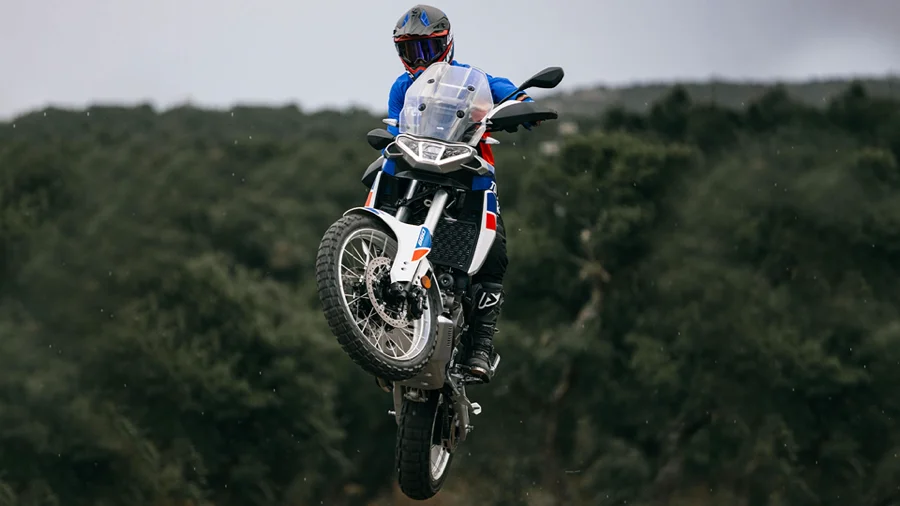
[315,61,564,499]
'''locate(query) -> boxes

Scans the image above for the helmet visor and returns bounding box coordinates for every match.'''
[396,36,448,68]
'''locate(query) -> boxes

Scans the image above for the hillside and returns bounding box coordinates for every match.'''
[1,81,900,506]
[539,75,900,116]
[7,76,899,125]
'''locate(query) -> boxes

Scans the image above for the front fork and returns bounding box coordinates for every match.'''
[393,179,419,223]
[395,180,450,231]
[385,180,449,302]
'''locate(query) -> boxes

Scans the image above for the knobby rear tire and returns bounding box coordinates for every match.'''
[396,391,454,500]
[315,212,439,381]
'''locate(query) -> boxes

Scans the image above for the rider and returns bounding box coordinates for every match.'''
[383,4,538,381]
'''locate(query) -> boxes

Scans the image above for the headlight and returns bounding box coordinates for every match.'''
[422,143,442,161]
[398,136,420,153]
[397,136,474,164]
[441,145,471,159]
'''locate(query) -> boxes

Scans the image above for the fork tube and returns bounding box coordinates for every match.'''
[422,189,449,233]
[394,180,419,223]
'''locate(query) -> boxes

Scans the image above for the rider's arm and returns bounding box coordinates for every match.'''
[377,75,410,175]
[486,73,535,104]
[487,73,540,129]
[386,76,408,136]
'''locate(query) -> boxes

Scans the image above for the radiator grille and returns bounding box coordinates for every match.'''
[429,219,480,270]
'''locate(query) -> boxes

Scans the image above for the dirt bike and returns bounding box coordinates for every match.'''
[315,61,563,499]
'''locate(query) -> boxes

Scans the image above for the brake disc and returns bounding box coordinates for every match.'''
[364,256,409,328]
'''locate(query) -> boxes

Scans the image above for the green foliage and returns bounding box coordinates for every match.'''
[1,80,899,505]
[542,76,900,117]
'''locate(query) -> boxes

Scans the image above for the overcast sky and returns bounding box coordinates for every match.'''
[2,0,899,119]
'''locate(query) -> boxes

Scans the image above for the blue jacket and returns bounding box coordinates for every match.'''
[381,60,532,190]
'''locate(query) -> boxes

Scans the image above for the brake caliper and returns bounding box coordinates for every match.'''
[406,285,426,319]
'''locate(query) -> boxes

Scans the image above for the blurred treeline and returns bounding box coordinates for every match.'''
[1,81,899,506]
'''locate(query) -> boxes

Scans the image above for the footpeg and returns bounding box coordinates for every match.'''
[471,402,482,415]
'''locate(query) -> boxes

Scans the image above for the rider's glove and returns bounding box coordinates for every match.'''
[516,94,541,130]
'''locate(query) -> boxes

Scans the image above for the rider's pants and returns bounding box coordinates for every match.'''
[472,212,507,286]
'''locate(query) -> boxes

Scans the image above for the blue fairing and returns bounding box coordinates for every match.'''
[382,157,397,176]
[384,60,531,189]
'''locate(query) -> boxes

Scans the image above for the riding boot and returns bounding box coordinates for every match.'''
[465,282,504,381]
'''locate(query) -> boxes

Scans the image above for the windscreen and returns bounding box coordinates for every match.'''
[398,62,493,142]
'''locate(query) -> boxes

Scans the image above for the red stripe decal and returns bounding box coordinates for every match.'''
[485,212,497,231]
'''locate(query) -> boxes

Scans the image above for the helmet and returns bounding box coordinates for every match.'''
[393,5,454,76]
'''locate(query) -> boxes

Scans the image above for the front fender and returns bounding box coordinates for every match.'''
[343,207,435,285]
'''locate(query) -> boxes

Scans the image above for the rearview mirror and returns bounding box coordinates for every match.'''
[366,128,395,150]
[519,66,565,90]
[498,66,565,103]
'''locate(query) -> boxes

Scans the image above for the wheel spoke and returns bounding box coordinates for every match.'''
[392,326,415,345]
[346,243,367,266]
[360,237,374,264]
[359,307,376,335]
[344,292,369,306]
[372,321,387,353]
[341,264,362,277]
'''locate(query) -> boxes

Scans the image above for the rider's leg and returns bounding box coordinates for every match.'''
[465,213,508,380]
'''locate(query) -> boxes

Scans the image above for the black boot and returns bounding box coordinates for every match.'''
[465,282,504,381]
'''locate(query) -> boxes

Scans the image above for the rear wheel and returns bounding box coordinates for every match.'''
[316,213,439,381]
[396,391,457,500]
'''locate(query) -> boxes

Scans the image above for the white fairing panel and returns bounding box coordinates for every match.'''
[467,189,498,275]
[342,207,434,284]
[363,170,383,208]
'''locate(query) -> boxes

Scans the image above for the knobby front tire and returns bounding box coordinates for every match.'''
[315,213,439,381]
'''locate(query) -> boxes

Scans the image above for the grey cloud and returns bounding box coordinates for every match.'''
[1,0,898,119]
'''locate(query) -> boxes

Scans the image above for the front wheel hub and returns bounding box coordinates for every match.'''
[384,281,407,304]
[365,257,410,328]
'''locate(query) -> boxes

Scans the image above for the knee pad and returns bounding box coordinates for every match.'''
[471,282,504,312]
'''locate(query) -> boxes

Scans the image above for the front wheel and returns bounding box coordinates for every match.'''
[396,391,456,500]
[315,213,439,381]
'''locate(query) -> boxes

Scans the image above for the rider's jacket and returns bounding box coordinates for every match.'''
[382,60,533,191]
